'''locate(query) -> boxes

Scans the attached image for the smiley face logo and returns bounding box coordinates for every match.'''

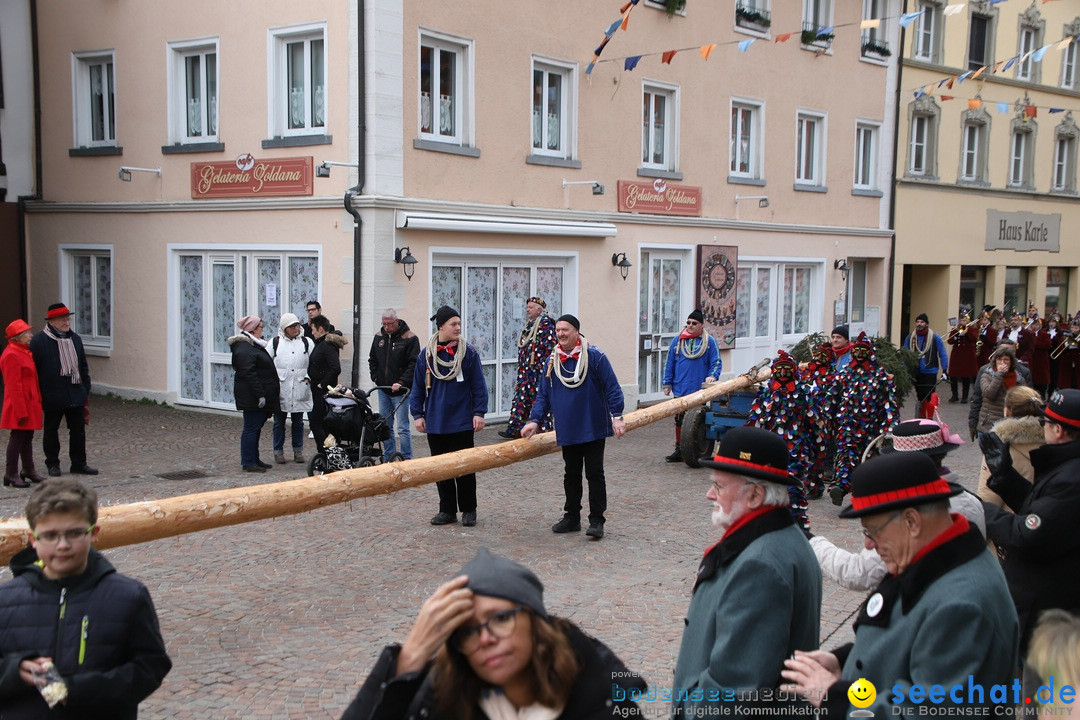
[848,678,876,709]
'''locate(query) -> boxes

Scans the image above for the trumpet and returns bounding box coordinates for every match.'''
[1051,334,1079,359]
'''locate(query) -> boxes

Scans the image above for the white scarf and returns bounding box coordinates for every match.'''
[242,331,268,349]
[478,689,562,720]
[426,333,466,387]
[551,337,589,389]
[45,325,81,384]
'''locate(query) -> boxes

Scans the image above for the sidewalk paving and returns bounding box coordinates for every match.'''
[0,392,986,718]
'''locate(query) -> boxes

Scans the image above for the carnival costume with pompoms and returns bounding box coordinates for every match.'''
[829,332,899,497]
[505,299,557,435]
[746,350,811,530]
[802,342,839,499]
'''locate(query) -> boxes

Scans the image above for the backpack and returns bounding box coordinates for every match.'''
[272,336,312,355]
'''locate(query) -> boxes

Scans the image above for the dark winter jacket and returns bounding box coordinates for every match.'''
[0,548,171,719]
[340,619,646,720]
[308,332,347,391]
[302,318,337,340]
[368,321,420,395]
[228,333,280,412]
[984,438,1080,652]
[28,327,91,412]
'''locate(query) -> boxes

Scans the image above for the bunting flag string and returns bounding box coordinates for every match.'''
[586,0,1078,82]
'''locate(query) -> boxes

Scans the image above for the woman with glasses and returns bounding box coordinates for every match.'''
[228,315,280,472]
[341,548,646,719]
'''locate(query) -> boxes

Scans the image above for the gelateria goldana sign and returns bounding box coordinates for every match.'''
[191,155,313,199]
[617,179,702,216]
[985,210,1061,252]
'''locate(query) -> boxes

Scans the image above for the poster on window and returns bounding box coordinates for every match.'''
[697,245,738,348]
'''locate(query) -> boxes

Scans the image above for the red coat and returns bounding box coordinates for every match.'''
[946,324,979,378]
[1057,343,1080,390]
[976,324,998,367]
[1028,330,1053,385]
[1,341,43,430]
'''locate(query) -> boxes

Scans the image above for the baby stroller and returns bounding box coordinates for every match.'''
[306,386,408,476]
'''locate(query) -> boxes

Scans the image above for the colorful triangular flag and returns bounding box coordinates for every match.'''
[940,95,954,101]
[1049,107,1065,113]
[899,11,922,28]
[604,19,621,37]
[624,56,641,71]
[967,98,982,109]
[1002,56,1018,72]
[1025,105,1037,118]
[860,19,880,30]
[816,26,834,37]
[661,50,677,64]
[944,4,965,16]
[1031,44,1051,62]
[971,66,986,79]
[775,32,793,43]
[738,39,755,52]
[700,44,717,60]
[996,102,1009,113]
[957,70,973,84]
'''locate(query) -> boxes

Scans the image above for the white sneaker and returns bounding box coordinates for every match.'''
[308,431,314,438]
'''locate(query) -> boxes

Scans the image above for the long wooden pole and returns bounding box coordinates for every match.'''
[0,364,770,565]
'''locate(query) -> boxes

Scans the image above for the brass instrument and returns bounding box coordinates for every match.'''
[1051,333,1079,360]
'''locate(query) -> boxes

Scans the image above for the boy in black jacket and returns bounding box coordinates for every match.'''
[0,478,171,718]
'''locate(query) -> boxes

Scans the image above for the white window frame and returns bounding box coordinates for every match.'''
[168,38,219,144]
[913,1,940,62]
[1052,134,1076,193]
[418,30,474,147]
[1016,27,1038,82]
[802,0,833,32]
[641,81,679,172]
[268,22,327,138]
[730,99,763,180]
[910,115,930,175]
[860,0,889,59]
[853,121,879,191]
[960,122,984,182]
[1062,38,1078,90]
[71,51,117,148]
[795,110,826,187]
[530,57,576,159]
[59,245,114,352]
[1009,127,1034,188]
[735,0,772,34]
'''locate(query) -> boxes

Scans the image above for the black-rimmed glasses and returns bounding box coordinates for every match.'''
[452,606,525,653]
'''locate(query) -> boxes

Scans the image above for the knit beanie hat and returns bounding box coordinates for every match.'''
[430,305,460,328]
[556,314,580,330]
[916,313,930,324]
[687,309,705,323]
[279,312,301,329]
[832,325,849,341]
[236,315,261,333]
[458,548,548,619]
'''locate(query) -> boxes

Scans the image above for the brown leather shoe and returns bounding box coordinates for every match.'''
[21,470,47,484]
[3,473,30,488]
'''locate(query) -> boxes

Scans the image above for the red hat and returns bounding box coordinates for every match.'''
[46,303,73,320]
[5,319,32,340]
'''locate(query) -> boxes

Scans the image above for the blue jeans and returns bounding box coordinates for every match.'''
[273,411,305,454]
[241,410,270,466]
[376,390,412,460]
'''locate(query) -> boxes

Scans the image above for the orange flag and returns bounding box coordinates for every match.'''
[967,98,982,109]
[971,66,987,79]
[775,32,793,43]
[940,95,954,101]
[620,11,631,31]
[946,77,955,89]
[1025,105,1037,118]
[700,44,717,60]
[661,50,678,64]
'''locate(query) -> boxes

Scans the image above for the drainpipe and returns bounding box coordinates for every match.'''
[346,0,367,386]
[16,0,45,320]
[886,0,908,339]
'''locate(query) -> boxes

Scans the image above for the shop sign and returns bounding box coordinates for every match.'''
[191,155,313,199]
[985,210,1060,252]
[617,179,702,217]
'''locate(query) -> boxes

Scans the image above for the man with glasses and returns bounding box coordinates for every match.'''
[662,309,721,463]
[301,300,336,340]
[982,388,1080,653]
[0,478,171,716]
[671,426,821,717]
[368,308,419,460]
[782,452,1018,717]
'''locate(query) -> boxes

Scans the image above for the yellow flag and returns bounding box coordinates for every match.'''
[700,44,717,61]
[860,19,881,29]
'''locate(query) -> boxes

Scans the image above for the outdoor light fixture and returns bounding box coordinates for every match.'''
[316,160,361,178]
[562,179,605,196]
[395,246,418,281]
[117,166,161,182]
[834,259,850,273]
[734,194,769,208]
[611,252,632,281]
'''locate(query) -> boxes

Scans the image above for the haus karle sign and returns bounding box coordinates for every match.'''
[191,155,313,199]
[617,179,702,217]
[985,210,1061,252]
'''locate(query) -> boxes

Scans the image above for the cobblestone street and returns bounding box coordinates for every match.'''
[0,392,985,718]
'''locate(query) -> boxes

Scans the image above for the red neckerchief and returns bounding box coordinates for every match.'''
[437,341,457,356]
[909,514,970,567]
[556,340,582,364]
[915,327,929,337]
[700,505,777,557]
[834,342,852,357]
[678,330,703,340]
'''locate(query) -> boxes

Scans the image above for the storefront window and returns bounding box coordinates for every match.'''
[959,266,985,317]
[1004,267,1028,317]
[1046,267,1068,318]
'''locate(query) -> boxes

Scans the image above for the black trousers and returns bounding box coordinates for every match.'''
[914,372,939,403]
[43,406,86,468]
[561,438,607,525]
[427,430,476,514]
[949,377,972,400]
[309,388,328,450]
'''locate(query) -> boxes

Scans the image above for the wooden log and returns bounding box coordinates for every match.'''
[0,364,770,564]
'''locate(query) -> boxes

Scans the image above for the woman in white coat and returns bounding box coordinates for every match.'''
[268,313,314,464]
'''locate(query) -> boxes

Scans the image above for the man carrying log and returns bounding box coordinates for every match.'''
[521,315,625,540]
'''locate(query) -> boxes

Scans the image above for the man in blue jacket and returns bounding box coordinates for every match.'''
[521,314,625,540]
[662,309,721,462]
[906,312,949,418]
[411,306,488,527]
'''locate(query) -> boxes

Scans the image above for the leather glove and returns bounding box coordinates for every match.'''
[258,397,266,409]
[979,431,1011,477]
[969,425,977,442]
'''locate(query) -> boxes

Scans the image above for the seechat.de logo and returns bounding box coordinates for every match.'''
[849,678,877,717]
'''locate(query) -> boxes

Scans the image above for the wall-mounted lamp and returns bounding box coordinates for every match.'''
[395,246,418,281]
[117,166,162,182]
[611,252,632,281]
[833,259,850,273]
[734,194,769,208]
[316,160,361,178]
[562,179,605,195]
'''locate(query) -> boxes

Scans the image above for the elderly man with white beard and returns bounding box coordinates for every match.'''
[670,426,822,718]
